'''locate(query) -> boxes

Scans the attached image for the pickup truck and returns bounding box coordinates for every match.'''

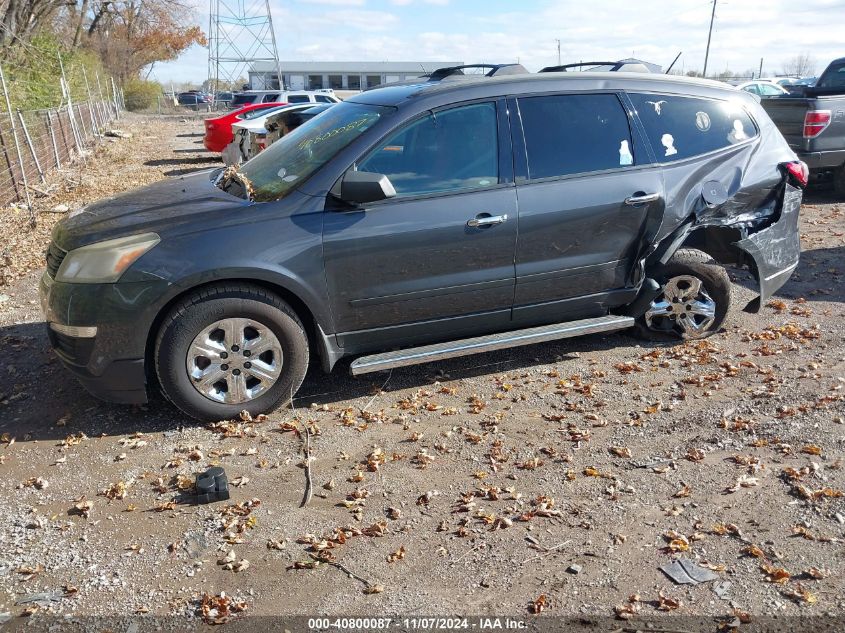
[760,57,845,197]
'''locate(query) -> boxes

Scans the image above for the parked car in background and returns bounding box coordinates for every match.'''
[760,56,845,197]
[737,80,789,97]
[778,77,817,95]
[203,103,293,153]
[177,92,211,109]
[228,89,340,109]
[215,91,234,105]
[41,66,805,420]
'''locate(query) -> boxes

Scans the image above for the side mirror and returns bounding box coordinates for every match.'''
[340,171,396,205]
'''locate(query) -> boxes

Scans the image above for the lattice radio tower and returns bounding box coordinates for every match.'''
[207,0,283,94]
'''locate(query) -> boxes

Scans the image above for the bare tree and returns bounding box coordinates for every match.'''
[0,0,70,49]
[782,53,816,77]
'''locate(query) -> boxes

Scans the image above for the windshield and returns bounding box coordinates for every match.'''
[220,102,392,202]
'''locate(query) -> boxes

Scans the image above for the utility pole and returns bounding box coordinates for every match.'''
[702,0,717,78]
[759,57,764,79]
[556,39,561,66]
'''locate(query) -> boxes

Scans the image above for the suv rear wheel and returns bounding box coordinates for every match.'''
[634,248,730,341]
[155,284,309,421]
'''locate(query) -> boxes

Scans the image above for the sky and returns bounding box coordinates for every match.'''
[149,0,845,85]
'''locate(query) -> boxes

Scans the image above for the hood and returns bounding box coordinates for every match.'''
[54,170,250,250]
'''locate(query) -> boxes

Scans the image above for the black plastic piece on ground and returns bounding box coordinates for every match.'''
[195,466,229,504]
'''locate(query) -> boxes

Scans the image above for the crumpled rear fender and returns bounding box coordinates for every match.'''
[651,183,801,313]
[732,184,801,312]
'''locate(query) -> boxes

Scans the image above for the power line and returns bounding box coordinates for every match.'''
[703,0,717,77]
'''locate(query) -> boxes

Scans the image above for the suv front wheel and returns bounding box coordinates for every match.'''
[634,248,730,341]
[155,284,309,421]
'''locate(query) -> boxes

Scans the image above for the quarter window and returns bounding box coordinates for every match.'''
[518,94,635,180]
[358,102,499,197]
[628,93,757,162]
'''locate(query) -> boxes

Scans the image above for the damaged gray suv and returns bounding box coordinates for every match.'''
[41,64,805,420]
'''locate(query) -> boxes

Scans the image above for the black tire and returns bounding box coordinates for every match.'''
[833,163,845,200]
[155,284,309,421]
[633,248,730,342]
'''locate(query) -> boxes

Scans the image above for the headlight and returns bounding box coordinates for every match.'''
[56,233,160,283]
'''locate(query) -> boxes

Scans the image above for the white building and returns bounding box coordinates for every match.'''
[249,61,464,91]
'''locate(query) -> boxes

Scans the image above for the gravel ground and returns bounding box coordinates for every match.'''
[0,114,843,629]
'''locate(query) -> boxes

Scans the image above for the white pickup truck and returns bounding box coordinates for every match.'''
[227,89,339,109]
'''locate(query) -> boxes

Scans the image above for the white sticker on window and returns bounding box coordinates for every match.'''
[728,119,748,143]
[619,140,633,166]
[647,100,667,115]
[661,133,677,157]
[695,111,711,132]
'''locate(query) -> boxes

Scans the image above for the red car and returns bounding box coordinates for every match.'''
[203,103,287,153]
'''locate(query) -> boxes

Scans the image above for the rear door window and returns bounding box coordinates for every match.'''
[517,94,636,180]
[262,93,280,103]
[628,93,757,162]
[287,95,311,103]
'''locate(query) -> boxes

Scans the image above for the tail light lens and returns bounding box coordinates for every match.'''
[784,161,809,188]
[803,110,831,138]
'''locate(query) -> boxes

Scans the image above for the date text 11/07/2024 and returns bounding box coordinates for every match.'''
[307,618,528,630]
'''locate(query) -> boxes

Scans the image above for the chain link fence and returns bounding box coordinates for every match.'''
[0,63,123,223]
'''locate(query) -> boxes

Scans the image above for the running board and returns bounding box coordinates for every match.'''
[350,315,634,375]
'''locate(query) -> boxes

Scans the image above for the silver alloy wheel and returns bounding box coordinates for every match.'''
[644,275,717,339]
[186,317,283,404]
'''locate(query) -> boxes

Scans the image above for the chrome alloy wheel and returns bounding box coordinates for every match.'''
[644,275,717,339]
[186,318,283,404]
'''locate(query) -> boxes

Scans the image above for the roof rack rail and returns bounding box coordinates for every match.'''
[428,64,529,81]
[539,62,619,73]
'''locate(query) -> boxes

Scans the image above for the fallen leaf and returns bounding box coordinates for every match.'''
[530,594,548,614]
[386,545,406,563]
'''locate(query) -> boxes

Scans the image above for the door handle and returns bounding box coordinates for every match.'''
[625,192,661,206]
[467,214,508,228]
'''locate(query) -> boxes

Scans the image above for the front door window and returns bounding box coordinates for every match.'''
[358,102,499,197]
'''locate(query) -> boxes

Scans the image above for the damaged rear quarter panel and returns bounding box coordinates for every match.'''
[733,184,802,310]
[639,91,800,311]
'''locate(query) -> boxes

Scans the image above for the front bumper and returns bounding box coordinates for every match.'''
[735,184,802,311]
[39,272,171,405]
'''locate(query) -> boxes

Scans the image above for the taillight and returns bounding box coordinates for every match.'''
[803,110,831,138]
[784,161,809,188]
[256,135,266,151]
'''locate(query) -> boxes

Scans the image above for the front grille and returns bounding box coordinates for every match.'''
[45,242,67,278]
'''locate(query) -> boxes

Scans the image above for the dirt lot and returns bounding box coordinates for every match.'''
[0,113,844,629]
